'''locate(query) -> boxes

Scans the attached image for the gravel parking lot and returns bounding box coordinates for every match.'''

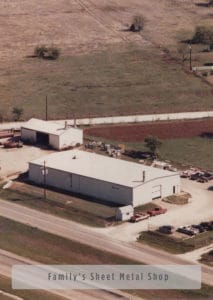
[0,145,54,178]
[97,179,213,242]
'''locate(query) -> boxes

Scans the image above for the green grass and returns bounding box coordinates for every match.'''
[199,250,213,267]
[163,193,190,205]
[1,216,213,300]
[1,45,213,121]
[158,137,213,170]
[139,231,213,254]
[129,284,213,300]
[0,182,116,227]
[0,216,135,265]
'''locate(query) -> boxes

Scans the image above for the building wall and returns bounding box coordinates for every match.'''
[21,128,37,143]
[133,174,180,207]
[59,129,83,149]
[29,163,133,205]
[49,134,59,150]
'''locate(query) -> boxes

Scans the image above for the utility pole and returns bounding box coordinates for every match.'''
[41,160,47,199]
[189,44,192,71]
[45,96,48,121]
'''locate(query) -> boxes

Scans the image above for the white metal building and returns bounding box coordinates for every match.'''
[21,118,83,150]
[116,205,134,221]
[28,150,180,207]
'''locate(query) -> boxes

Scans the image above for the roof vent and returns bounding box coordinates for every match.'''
[72,155,76,159]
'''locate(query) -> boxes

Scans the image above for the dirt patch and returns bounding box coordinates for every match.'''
[85,119,213,141]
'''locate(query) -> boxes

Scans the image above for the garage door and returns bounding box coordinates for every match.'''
[152,185,161,199]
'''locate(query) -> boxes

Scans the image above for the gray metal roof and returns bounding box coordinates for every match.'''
[29,150,179,188]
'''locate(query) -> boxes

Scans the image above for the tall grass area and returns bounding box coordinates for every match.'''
[0,45,213,121]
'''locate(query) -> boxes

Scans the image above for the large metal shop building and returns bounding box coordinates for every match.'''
[28,150,180,207]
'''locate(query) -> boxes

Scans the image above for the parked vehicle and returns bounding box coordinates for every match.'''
[147,207,167,217]
[158,225,175,234]
[130,212,149,223]
[3,141,23,148]
[191,224,205,233]
[0,131,14,139]
[176,226,195,236]
[200,222,213,231]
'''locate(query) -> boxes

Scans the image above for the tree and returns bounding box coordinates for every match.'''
[12,107,23,121]
[130,15,144,32]
[34,45,60,60]
[191,26,213,45]
[34,45,48,58]
[48,46,60,60]
[144,136,162,155]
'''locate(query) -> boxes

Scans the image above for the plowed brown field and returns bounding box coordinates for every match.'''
[85,119,213,141]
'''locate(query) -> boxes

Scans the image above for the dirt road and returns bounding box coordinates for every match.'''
[0,199,212,286]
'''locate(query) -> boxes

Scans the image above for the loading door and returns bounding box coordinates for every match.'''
[36,131,49,145]
[152,185,161,199]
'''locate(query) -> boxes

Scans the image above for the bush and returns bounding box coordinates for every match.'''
[191,26,213,45]
[34,45,60,60]
[130,15,144,32]
[48,47,60,60]
[12,107,23,121]
[34,45,48,58]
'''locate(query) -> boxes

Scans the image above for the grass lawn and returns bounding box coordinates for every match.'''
[139,231,213,254]
[0,275,64,300]
[0,216,213,299]
[126,137,213,170]
[0,216,135,265]
[1,45,213,121]
[0,181,117,227]
[199,250,213,267]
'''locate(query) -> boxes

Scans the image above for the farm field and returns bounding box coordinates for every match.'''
[85,119,213,141]
[0,0,212,120]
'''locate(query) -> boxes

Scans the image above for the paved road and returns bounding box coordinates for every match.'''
[0,249,133,300]
[0,200,212,286]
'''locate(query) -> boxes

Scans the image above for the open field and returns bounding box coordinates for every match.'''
[0,181,116,227]
[0,0,212,120]
[1,46,212,121]
[85,119,213,141]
